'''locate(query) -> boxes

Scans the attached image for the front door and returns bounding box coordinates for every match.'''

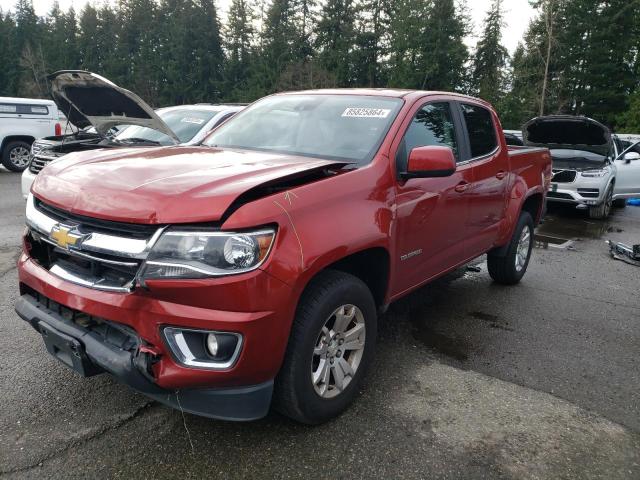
[392,100,474,297]
[614,139,640,198]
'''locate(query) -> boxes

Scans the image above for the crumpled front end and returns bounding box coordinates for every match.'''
[16,194,297,421]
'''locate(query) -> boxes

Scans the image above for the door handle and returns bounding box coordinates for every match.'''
[454,181,470,193]
[496,171,507,180]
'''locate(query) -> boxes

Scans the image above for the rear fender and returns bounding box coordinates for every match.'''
[492,180,545,255]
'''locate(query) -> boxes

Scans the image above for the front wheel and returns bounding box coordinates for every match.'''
[589,185,613,219]
[2,140,32,172]
[274,270,377,424]
[487,211,534,285]
[612,198,627,208]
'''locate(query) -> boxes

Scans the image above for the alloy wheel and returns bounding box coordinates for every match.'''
[311,304,366,398]
[514,224,531,273]
[9,146,30,168]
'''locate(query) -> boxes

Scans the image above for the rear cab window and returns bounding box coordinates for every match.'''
[0,103,50,115]
[396,102,459,172]
[460,103,497,159]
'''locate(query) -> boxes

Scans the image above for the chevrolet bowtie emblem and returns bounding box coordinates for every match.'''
[50,224,83,250]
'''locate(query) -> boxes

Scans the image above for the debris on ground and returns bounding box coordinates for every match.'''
[607,240,640,266]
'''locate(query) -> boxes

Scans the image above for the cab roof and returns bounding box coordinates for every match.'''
[279,88,493,107]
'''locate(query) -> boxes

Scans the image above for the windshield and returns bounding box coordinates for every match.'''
[115,108,221,145]
[203,95,403,163]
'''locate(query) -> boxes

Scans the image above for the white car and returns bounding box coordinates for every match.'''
[612,135,640,205]
[523,115,640,218]
[21,70,244,198]
[0,97,67,172]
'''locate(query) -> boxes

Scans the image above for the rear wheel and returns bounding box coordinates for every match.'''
[589,185,613,219]
[1,140,31,172]
[487,211,534,285]
[274,270,377,424]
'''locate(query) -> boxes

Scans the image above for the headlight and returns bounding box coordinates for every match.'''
[581,168,609,177]
[141,228,275,279]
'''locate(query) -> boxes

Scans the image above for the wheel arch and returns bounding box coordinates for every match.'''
[298,247,391,311]
[1,135,35,154]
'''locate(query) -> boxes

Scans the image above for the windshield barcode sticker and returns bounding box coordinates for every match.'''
[181,117,205,125]
[342,108,391,118]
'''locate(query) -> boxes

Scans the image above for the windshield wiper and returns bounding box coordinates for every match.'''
[115,137,162,145]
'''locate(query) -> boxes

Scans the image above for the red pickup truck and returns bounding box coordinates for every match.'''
[16,89,551,424]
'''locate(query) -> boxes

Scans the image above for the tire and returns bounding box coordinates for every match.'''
[588,184,613,219]
[487,211,534,285]
[613,199,627,208]
[274,270,377,424]
[1,140,32,172]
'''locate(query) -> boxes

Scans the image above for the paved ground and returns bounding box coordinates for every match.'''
[1,167,639,479]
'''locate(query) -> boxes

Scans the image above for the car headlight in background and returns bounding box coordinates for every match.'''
[581,167,609,177]
[142,228,276,279]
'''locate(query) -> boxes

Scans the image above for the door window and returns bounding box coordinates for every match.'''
[460,103,497,158]
[397,102,458,172]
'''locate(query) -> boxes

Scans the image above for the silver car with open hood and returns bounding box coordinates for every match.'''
[522,115,639,219]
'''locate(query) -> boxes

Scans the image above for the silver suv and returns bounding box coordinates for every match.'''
[523,116,639,219]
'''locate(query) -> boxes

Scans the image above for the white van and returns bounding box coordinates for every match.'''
[0,97,63,171]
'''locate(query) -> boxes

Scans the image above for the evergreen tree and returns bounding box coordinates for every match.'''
[224,0,257,99]
[315,0,357,86]
[77,4,100,71]
[352,0,391,87]
[417,0,469,91]
[470,0,508,106]
[260,0,313,91]
[500,44,538,128]
[0,10,18,95]
[386,0,429,88]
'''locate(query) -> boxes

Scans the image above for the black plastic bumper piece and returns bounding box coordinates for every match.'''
[15,294,273,421]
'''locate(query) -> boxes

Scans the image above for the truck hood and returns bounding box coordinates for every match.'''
[31,147,347,224]
[48,70,179,143]
[522,115,611,157]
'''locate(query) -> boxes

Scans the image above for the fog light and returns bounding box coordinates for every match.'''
[206,333,219,356]
[163,327,242,369]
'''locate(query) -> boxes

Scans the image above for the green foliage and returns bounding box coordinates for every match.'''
[471,0,508,106]
[617,90,640,133]
[0,0,638,135]
[417,0,469,91]
[502,0,640,129]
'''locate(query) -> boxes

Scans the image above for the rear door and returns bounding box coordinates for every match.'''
[613,137,640,198]
[391,99,475,296]
[455,102,510,256]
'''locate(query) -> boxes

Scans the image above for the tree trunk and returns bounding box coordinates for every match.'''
[540,0,554,116]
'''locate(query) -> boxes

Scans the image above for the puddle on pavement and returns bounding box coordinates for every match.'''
[533,211,625,249]
[537,213,621,240]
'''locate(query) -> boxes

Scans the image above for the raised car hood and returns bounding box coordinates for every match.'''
[31,147,346,224]
[523,115,611,156]
[48,70,179,142]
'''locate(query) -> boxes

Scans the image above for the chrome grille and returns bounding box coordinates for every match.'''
[25,194,164,292]
[28,144,63,174]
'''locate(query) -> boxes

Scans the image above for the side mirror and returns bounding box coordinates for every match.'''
[623,151,640,163]
[402,146,456,179]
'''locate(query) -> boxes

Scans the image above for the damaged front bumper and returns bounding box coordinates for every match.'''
[15,293,273,421]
